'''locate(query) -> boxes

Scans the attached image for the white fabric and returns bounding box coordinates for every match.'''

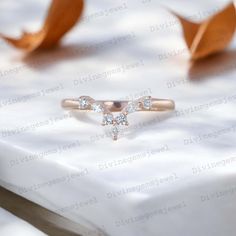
[0,0,236,235]
[0,208,46,236]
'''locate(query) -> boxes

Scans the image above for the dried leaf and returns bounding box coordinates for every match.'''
[173,2,236,60]
[0,0,84,52]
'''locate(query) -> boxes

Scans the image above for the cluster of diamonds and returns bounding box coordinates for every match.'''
[102,113,129,140]
[77,96,152,140]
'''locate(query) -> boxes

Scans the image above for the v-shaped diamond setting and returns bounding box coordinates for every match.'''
[77,96,152,140]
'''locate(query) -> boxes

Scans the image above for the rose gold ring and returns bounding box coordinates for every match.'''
[61,96,175,140]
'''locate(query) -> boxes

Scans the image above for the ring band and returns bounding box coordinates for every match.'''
[61,96,175,140]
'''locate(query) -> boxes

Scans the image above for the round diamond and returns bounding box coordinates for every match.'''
[126,102,138,113]
[115,113,128,125]
[143,97,152,109]
[78,97,89,109]
[112,125,119,140]
[103,113,114,125]
[92,103,104,113]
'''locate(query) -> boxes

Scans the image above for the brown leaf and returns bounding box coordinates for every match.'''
[173,2,236,60]
[0,0,84,52]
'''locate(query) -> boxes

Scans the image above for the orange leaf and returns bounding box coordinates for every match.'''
[173,2,236,60]
[0,0,84,52]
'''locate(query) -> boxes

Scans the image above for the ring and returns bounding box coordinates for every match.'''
[61,96,175,140]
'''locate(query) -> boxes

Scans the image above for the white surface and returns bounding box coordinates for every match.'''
[0,208,46,236]
[0,0,236,235]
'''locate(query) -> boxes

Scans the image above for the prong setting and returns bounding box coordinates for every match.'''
[78,96,90,109]
[91,102,104,113]
[115,113,128,126]
[102,113,114,126]
[73,96,156,140]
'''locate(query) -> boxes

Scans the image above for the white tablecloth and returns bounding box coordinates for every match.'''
[0,0,236,235]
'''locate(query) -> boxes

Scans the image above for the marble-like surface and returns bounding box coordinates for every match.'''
[0,0,236,235]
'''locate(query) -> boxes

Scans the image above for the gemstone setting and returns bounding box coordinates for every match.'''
[143,97,152,110]
[111,125,119,140]
[102,113,114,125]
[92,103,104,113]
[126,101,138,114]
[115,113,128,125]
[77,96,154,140]
[78,97,89,109]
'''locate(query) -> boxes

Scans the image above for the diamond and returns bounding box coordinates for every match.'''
[78,97,89,109]
[143,97,152,110]
[126,102,138,114]
[103,113,114,125]
[92,103,104,113]
[112,125,119,140]
[115,113,128,125]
